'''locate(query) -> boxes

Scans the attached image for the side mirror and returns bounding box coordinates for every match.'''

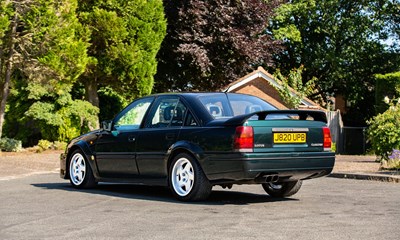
[101,120,113,132]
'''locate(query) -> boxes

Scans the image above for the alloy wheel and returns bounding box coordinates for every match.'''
[69,153,86,186]
[171,157,195,196]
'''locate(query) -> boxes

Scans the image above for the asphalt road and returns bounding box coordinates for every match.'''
[0,174,399,240]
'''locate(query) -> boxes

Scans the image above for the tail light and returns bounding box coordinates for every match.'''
[234,126,254,152]
[323,127,332,151]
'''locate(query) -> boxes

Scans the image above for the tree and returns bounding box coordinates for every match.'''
[374,71,400,114]
[155,0,283,92]
[273,65,317,109]
[76,0,166,112]
[0,0,16,138]
[0,0,93,141]
[270,0,400,125]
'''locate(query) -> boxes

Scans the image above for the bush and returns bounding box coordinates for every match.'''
[53,141,67,150]
[367,100,400,160]
[0,138,22,152]
[38,139,53,151]
[37,140,67,152]
[382,149,400,170]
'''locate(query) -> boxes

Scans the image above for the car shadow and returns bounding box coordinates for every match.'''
[31,182,298,205]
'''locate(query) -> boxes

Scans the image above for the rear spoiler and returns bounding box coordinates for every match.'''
[224,110,327,126]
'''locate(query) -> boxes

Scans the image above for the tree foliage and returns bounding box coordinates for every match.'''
[273,66,316,109]
[77,0,166,110]
[270,0,400,125]
[1,0,166,145]
[1,0,95,143]
[155,0,283,92]
[374,71,400,114]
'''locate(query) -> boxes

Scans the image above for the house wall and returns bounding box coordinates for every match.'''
[231,77,288,110]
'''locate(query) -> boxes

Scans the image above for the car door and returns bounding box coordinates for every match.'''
[95,97,154,178]
[135,96,187,178]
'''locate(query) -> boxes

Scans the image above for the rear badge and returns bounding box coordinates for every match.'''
[272,128,309,132]
[311,143,323,147]
[254,144,265,148]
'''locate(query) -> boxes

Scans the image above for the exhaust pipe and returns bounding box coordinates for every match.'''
[271,175,279,182]
[266,176,272,182]
[264,175,279,183]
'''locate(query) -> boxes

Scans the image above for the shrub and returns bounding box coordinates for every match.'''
[38,139,53,151]
[0,138,22,152]
[383,149,400,170]
[367,99,400,160]
[36,140,67,151]
[53,141,67,151]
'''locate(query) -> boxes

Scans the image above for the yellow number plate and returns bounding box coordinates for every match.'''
[273,133,306,143]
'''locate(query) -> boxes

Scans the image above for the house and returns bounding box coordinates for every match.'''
[222,66,324,110]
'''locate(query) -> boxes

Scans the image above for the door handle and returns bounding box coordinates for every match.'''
[128,136,136,142]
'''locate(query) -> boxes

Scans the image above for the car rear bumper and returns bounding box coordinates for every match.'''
[206,152,335,183]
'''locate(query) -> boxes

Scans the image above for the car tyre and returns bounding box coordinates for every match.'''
[169,153,212,201]
[262,180,302,198]
[69,149,97,189]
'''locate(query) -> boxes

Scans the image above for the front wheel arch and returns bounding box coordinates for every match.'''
[66,142,100,179]
[68,149,97,189]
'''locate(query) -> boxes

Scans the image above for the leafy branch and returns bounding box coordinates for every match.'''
[273,65,316,109]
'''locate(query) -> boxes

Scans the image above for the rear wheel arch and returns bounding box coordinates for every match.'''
[166,141,205,174]
[167,148,200,178]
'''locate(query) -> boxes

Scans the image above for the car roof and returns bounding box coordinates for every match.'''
[148,92,252,99]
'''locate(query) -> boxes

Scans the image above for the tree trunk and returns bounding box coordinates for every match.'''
[0,13,18,139]
[84,77,100,129]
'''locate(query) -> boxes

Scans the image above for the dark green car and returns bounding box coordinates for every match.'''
[60,92,335,201]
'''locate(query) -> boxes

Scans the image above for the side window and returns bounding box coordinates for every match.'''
[147,98,187,128]
[184,111,199,127]
[171,101,187,127]
[114,98,153,130]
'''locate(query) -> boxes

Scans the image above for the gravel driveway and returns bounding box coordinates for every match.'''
[0,150,61,179]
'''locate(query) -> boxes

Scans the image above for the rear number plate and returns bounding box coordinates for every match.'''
[273,133,306,143]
